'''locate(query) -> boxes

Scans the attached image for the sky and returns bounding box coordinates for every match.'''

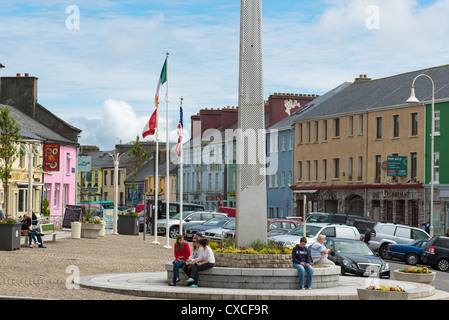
[1,0,449,150]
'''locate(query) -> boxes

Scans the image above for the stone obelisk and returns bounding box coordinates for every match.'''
[235,0,267,248]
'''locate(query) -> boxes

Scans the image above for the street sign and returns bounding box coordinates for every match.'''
[387,156,407,176]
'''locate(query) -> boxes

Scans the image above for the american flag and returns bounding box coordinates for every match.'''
[176,102,183,156]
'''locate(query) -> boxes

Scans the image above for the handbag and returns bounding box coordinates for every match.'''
[21,230,29,236]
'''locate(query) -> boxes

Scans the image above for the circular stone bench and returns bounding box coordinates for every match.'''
[165,262,340,290]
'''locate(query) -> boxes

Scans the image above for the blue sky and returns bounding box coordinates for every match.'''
[1,0,448,150]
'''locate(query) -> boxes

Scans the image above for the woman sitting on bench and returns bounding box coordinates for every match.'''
[185,238,215,288]
[21,214,46,248]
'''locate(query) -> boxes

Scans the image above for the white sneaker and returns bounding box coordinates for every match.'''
[29,244,33,248]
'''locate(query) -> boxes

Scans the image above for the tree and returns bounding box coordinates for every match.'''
[0,106,22,217]
[127,135,149,210]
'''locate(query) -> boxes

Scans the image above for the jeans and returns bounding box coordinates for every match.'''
[172,260,187,282]
[190,262,214,285]
[293,263,314,288]
[29,228,43,246]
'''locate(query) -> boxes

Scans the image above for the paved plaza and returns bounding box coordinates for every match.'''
[1,232,449,301]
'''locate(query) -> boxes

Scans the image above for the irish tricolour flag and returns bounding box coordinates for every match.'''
[142,58,168,138]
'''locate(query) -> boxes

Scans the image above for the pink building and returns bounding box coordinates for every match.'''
[43,145,78,219]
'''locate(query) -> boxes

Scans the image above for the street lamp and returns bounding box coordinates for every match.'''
[109,152,124,235]
[406,73,435,236]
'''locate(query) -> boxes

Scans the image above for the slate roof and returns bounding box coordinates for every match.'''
[1,104,78,145]
[294,64,449,122]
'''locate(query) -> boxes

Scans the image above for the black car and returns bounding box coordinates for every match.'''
[421,236,449,272]
[324,238,390,278]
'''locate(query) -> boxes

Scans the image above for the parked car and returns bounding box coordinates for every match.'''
[270,223,362,247]
[325,238,390,278]
[352,219,377,241]
[203,219,236,242]
[222,218,301,240]
[305,213,373,225]
[386,239,429,265]
[184,217,234,241]
[421,236,449,271]
[366,222,431,259]
[157,211,227,238]
[267,228,292,238]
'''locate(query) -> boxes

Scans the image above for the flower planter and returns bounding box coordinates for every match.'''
[117,215,139,236]
[357,288,412,300]
[0,223,21,251]
[393,269,436,284]
[81,223,103,239]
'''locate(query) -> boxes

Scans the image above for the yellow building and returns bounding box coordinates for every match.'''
[292,71,429,227]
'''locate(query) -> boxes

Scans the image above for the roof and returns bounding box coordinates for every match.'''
[2,104,78,145]
[294,64,449,122]
[269,82,352,131]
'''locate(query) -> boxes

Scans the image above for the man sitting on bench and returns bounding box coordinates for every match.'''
[21,213,46,248]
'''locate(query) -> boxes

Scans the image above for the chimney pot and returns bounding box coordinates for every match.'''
[25,73,29,77]
[17,73,21,77]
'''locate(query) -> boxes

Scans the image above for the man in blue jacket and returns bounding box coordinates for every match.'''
[292,237,314,290]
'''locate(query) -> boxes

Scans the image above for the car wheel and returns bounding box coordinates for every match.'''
[404,253,419,265]
[169,226,179,239]
[436,258,449,272]
[379,244,390,260]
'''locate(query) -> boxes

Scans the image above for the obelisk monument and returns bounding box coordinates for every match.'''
[235,0,267,248]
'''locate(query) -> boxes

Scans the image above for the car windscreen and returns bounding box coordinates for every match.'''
[335,241,374,256]
[289,225,321,237]
[223,220,236,230]
[203,218,229,227]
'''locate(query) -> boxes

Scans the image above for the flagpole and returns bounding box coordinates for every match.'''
[152,125,160,245]
[179,97,184,238]
[164,51,172,249]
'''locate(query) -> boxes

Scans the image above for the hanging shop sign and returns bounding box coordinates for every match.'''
[43,143,60,171]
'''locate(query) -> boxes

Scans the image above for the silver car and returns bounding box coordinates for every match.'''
[203,219,236,242]
[366,222,430,259]
[157,211,227,238]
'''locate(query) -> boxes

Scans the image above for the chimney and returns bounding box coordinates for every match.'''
[0,74,39,119]
[354,74,372,83]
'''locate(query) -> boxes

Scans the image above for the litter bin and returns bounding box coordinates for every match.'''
[71,222,81,239]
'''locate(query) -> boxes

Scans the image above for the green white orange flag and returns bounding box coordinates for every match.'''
[142,58,168,138]
[155,58,168,108]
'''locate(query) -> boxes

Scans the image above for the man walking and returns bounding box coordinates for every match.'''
[292,237,314,290]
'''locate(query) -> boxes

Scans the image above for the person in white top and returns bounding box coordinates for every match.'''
[186,238,215,287]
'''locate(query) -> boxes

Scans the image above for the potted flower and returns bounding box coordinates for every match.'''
[357,285,411,300]
[0,217,21,251]
[394,267,436,284]
[117,211,140,236]
[80,205,104,239]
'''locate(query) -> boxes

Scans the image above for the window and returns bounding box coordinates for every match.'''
[410,113,418,136]
[66,153,71,174]
[348,116,353,136]
[322,120,328,141]
[281,171,286,187]
[348,157,353,180]
[281,135,286,151]
[305,161,310,181]
[306,122,311,143]
[392,115,400,138]
[104,171,108,185]
[375,155,381,181]
[289,133,293,150]
[275,172,278,188]
[375,117,382,139]
[313,160,318,181]
[358,115,364,135]
[54,184,60,208]
[289,170,293,186]
[110,170,114,186]
[322,159,327,181]
[358,156,363,180]
[269,173,273,188]
[297,124,303,144]
[333,118,340,137]
[332,158,340,179]
[434,152,440,183]
[410,152,417,180]
[395,227,410,238]
[434,110,440,135]
[297,161,302,181]
[313,121,319,142]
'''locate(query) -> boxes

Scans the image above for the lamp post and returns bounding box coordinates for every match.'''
[406,73,435,236]
[109,152,124,235]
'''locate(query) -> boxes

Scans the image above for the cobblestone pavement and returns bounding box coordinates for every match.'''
[0,233,175,300]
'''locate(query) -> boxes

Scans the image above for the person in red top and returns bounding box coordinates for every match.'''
[169,235,191,286]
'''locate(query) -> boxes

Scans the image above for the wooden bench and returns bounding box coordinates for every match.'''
[40,223,62,242]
